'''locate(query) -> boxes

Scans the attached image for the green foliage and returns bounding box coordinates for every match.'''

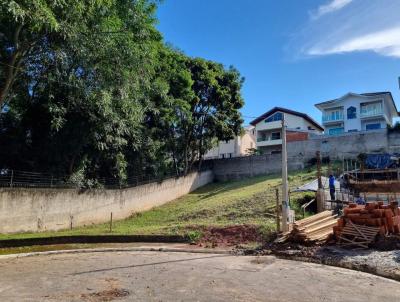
[388,122,400,133]
[186,230,203,243]
[0,1,244,183]
[246,148,263,156]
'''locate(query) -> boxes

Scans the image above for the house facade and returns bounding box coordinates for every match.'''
[250,107,324,154]
[204,125,256,159]
[315,92,399,135]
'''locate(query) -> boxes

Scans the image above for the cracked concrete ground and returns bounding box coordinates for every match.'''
[0,251,399,301]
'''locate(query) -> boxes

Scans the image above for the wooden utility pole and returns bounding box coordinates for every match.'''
[275,188,280,232]
[281,119,290,232]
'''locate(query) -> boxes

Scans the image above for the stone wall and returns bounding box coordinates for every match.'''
[0,170,213,234]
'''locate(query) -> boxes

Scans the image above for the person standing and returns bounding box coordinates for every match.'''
[329,174,336,200]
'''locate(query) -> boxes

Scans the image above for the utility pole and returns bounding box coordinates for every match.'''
[281,119,290,232]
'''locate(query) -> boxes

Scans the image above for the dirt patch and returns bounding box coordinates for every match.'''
[190,225,265,247]
[81,288,130,302]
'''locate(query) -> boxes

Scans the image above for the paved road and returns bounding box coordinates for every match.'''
[0,251,399,301]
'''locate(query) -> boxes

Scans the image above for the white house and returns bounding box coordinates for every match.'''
[250,107,324,154]
[315,92,399,135]
[204,125,256,159]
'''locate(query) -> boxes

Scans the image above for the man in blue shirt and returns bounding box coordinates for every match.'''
[329,174,335,200]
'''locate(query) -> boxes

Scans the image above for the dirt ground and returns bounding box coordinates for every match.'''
[194,225,266,247]
[0,251,399,301]
[244,240,400,281]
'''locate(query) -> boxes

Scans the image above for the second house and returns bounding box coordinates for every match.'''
[250,107,323,154]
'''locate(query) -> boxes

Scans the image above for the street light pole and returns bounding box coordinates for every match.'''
[281,118,290,232]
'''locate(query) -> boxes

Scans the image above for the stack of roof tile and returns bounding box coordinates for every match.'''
[333,201,400,239]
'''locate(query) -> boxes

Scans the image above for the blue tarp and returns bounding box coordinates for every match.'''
[365,153,400,169]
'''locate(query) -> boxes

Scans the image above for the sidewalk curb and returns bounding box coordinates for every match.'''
[0,246,233,260]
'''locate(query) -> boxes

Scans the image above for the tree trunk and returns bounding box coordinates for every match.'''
[0,24,23,108]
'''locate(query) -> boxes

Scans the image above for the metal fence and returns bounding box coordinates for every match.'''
[0,166,210,190]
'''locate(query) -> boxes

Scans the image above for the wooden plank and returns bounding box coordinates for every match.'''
[295,211,333,226]
[338,236,369,248]
[296,215,338,231]
[347,221,371,241]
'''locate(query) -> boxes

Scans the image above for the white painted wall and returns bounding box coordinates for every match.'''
[254,111,322,149]
[318,94,395,133]
[204,127,255,159]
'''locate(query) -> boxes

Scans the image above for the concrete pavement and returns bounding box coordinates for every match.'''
[0,251,399,301]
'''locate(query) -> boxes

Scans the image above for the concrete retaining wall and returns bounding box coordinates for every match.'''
[288,129,392,160]
[212,154,304,181]
[212,130,400,181]
[0,170,214,233]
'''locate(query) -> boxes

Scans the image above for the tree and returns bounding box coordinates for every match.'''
[148,49,244,174]
[0,0,162,182]
[0,1,103,108]
[0,1,245,185]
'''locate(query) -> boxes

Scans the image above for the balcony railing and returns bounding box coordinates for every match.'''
[257,136,281,142]
[360,108,383,118]
[322,113,344,123]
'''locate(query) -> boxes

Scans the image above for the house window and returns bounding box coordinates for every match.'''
[271,132,281,140]
[323,109,343,122]
[361,101,383,117]
[265,112,283,123]
[347,106,356,119]
[366,123,381,130]
[328,127,344,135]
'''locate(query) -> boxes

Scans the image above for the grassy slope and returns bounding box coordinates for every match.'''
[0,168,320,240]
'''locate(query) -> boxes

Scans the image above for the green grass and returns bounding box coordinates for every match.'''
[0,166,326,241]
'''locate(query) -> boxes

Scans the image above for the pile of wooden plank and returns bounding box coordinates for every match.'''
[276,211,338,244]
[333,201,400,239]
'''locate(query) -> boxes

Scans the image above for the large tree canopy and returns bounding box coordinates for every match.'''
[0,0,244,186]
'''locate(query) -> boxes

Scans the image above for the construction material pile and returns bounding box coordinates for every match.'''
[277,211,337,244]
[334,201,400,238]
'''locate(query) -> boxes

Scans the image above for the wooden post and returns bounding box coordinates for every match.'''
[10,170,14,188]
[275,188,280,232]
[316,151,325,212]
[316,151,322,189]
[110,212,113,232]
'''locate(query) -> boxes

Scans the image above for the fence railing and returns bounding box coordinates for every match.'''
[0,166,211,190]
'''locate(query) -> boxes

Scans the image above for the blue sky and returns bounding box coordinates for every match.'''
[156,0,400,125]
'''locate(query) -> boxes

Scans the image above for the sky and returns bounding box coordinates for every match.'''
[156,0,400,125]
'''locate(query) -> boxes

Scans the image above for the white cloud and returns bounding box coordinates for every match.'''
[289,0,400,59]
[309,26,400,57]
[311,0,353,20]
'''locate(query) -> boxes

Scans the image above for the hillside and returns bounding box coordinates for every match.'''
[0,168,319,241]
